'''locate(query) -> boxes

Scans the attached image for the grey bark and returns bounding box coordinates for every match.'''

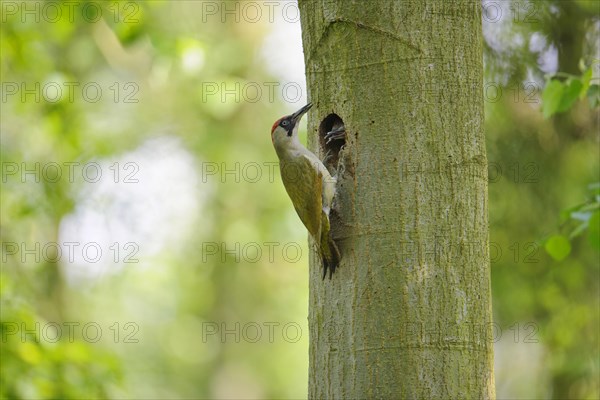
[298,0,495,398]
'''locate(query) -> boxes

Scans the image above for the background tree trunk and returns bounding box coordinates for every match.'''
[299,0,495,398]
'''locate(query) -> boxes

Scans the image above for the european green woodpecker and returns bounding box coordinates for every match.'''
[271,103,341,279]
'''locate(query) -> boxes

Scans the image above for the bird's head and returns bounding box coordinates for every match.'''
[271,103,312,147]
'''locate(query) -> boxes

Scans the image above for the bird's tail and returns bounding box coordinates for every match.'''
[320,211,341,279]
[321,236,341,279]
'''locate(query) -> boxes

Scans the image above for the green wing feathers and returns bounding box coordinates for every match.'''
[280,154,340,277]
[281,156,323,238]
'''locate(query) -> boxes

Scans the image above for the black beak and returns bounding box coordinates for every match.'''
[291,102,312,124]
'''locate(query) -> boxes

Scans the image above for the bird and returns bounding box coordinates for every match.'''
[270,103,341,279]
[324,123,346,144]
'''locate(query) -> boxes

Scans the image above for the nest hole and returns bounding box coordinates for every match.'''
[319,113,346,169]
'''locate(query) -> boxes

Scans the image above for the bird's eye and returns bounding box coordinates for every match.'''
[281,120,289,126]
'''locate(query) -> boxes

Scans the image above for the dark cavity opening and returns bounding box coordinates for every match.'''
[319,113,346,170]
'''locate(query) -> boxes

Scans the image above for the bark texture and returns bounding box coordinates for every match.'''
[299,0,495,398]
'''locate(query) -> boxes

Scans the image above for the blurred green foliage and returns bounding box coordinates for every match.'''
[541,68,597,118]
[1,1,599,399]
[1,274,121,398]
[540,67,599,263]
[2,1,308,398]
[483,2,599,398]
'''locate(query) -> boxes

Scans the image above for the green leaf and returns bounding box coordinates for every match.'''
[579,202,600,212]
[545,235,572,261]
[580,68,593,99]
[570,222,588,239]
[588,211,600,251]
[542,79,565,118]
[560,201,587,222]
[587,84,600,108]
[557,79,583,113]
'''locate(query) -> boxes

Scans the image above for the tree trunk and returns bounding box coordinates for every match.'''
[299,0,495,398]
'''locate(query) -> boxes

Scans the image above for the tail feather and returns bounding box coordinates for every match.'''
[321,236,341,279]
[320,212,341,279]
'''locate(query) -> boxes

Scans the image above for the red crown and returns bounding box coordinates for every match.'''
[271,117,283,134]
